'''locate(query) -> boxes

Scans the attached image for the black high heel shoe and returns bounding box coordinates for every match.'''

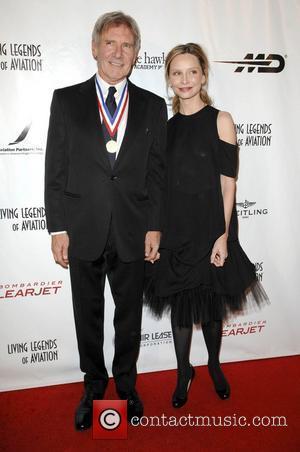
[172,365,195,408]
[208,363,230,400]
[215,382,230,399]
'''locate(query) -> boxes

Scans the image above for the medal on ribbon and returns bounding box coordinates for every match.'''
[96,78,128,153]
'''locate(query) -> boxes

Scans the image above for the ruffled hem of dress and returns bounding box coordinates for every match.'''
[143,277,269,328]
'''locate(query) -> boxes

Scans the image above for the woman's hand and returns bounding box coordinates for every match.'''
[210,233,228,267]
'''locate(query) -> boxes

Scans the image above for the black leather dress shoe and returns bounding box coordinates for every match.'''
[74,388,105,431]
[172,365,195,409]
[118,389,144,423]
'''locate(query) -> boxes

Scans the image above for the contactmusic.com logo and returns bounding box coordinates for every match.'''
[93,400,127,439]
[215,53,285,73]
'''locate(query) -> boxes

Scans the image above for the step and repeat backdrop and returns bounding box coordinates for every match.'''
[1,0,299,391]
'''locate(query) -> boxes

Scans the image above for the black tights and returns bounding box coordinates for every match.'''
[171,313,227,391]
[171,310,193,397]
[202,320,227,390]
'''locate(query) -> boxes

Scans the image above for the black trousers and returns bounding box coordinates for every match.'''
[69,226,144,394]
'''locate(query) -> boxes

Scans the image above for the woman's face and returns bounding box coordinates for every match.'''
[168,53,206,102]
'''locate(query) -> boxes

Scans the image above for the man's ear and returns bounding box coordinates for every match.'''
[91,40,98,60]
[133,51,139,65]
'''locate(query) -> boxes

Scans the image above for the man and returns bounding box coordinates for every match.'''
[45,11,167,430]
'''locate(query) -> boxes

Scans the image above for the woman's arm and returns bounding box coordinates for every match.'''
[210,111,237,267]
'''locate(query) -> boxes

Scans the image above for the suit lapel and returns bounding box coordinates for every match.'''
[78,76,111,171]
[113,80,146,169]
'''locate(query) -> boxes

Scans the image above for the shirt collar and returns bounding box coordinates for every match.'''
[95,73,127,100]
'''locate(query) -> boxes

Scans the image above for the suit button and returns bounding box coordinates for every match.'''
[110,176,118,181]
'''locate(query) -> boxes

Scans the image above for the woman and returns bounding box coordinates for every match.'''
[144,43,268,408]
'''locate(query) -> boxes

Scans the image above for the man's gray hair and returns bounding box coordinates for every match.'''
[92,11,141,51]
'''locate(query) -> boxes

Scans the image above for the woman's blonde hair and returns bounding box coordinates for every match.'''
[165,43,212,113]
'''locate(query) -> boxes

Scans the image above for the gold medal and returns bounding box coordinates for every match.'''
[106,140,118,153]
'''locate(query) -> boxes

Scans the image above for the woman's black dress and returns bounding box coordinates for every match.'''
[144,105,268,327]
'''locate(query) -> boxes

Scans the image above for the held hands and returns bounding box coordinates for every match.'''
[51,233,69,268]
[145,231,161,263]
[210,233,228,267]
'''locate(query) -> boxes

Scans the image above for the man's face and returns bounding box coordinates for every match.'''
[92,24,137,84]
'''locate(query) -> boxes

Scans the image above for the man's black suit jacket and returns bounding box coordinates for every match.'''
[45,76,167,262]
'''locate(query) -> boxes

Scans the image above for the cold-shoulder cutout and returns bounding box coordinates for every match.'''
[217,110,236,145]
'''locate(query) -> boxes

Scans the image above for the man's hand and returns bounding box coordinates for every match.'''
[51,233,69,268]
[144,231,161,263]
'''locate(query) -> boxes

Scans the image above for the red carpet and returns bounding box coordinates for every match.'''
[0,356,299,452]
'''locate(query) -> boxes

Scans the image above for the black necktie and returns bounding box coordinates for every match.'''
[102,86,117,168]
[106,86,117,117]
